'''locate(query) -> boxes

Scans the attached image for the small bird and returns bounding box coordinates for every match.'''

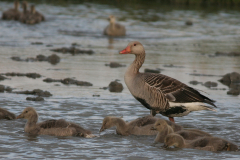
[164,133,238,152]
[17,107,95,137]
[2,0,21,20]
[103,15,126,36]
[120,41,217,122]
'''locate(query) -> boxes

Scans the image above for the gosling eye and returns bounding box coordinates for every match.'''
[25,111,28,113]
[157,123,161,126]
[134,44,136,46]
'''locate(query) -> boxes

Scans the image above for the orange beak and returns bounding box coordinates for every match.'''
[119,46,131,54]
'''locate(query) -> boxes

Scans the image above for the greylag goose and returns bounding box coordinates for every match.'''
[151,119,211,143]
[0,108,16,120]
[19,1,31,23]
[2,0,21,20]
[99,115,182,136]
[164,133,238,152]
[103,15,126,36]
[17,107,95,137]
[119,41,217,122]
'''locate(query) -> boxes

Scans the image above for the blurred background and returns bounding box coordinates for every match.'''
[0,0,240,159]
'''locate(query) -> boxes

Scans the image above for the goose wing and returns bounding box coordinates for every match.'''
[38,119,69,129]
[129,115,158,127]
[143,73,216,107]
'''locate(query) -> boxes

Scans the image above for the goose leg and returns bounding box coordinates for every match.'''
[169,117,175,123]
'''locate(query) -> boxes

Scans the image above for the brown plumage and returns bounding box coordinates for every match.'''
[17,107,94,137]
[2,0,21,20]
[0,108,16,120]
[103,15,126,36]
[151,119,211,143]
[164,133,239,152]
[120,41,217,122]
[99,115,182,136]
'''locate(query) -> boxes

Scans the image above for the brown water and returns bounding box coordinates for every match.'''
[0,1,240,159]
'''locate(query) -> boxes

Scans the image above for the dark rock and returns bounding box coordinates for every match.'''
[92,94,100,97]
[100,87,108,90]
[61,78,92,86]
[189,80,202,85]
[46,44,53,47]
[2,72,41,79]
[189,73,221,77]
[219,72,240,87]
[0,75,8,81]
[227,89,240,96]
[215,51,240,57]
[51,46,94,55]
[5,86,12,92]
[185,20,193,26]
[14,89,52,97]
[26,73,41,79]
[108,81,123,93]
[26,97,44,101]
[47,54,60,65]
[105,62,126,68]
[144,68,160,73]
[11,56,22,61]
[163,64,184,68]
[43,78,61,83]
[0,85,5,92]
[36,55,48,61]
[31,42,43,45]
[204,81,218,88]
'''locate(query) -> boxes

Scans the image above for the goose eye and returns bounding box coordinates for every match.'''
[134,44,136,46]
[25,111,28,113]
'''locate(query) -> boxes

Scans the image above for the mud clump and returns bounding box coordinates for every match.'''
[204,81,218,88]
[108,81,123,93]
[31,42,43,45]
[13,89,52,97]
[185,20,193,26]
[11,54,60,65]
[219,72,240,96]
[0,75,8,81]
[43,78,93,86]
[26,97,44,101]
[163,64,184,68]
[0,85,13,93]
[189,80,202,85]
[215,51,240,57]
[144,68,161,73]
[2,72,41,79]
[51,46,94,55]
[105,62,126,68]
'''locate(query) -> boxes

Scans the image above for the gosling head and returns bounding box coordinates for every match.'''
[164,134,184,148]
[150,119,168,132]
[14,0,19,10]
[17,107,38,121]
[30,5,36,14]
[108,15,116,24]
[99,116,117,133]
[119,41,145,55]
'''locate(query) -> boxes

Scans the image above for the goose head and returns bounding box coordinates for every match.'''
[30,5,36,14]
[14,0,19,10]
[17,107,38,122]
[119,41,145,55]
[150,119,168,132]
[99,116,117,132]
[164,134,184,148]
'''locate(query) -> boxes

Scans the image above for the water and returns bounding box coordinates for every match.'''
[0,1,240,159]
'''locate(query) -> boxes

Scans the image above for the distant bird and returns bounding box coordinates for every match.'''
[24,5,45,24]
[120,41,217,122]
[0,108,16,120]
[99,115,182,136]
[103,15,126,36]
[2,0,21,20]
[164,133,238,152]
[151,119,211,143]
[17,107,95,137]
[19,1,30,23]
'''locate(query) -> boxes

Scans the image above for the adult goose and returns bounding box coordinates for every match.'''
[164,133,238,152]
[151,119,211,143]
[119,41,217,122]
[2,0,21,20]
[103,15,126,36]
[17,107,95,138]
[0,108,16,120]
[99,115,182,136]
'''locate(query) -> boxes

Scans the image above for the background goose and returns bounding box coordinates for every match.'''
[119,41,217,122]
[19,1,31,23]
[2,0,21,20]
[23,5,44,24]
[99,115,182,136]
[164,133,238,152]
[103,15,126,36]
[17,107,94,137]
[151,119,211,143]
[0,108,16,120]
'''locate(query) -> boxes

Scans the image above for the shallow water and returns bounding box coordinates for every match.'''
[0,1,240,159]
